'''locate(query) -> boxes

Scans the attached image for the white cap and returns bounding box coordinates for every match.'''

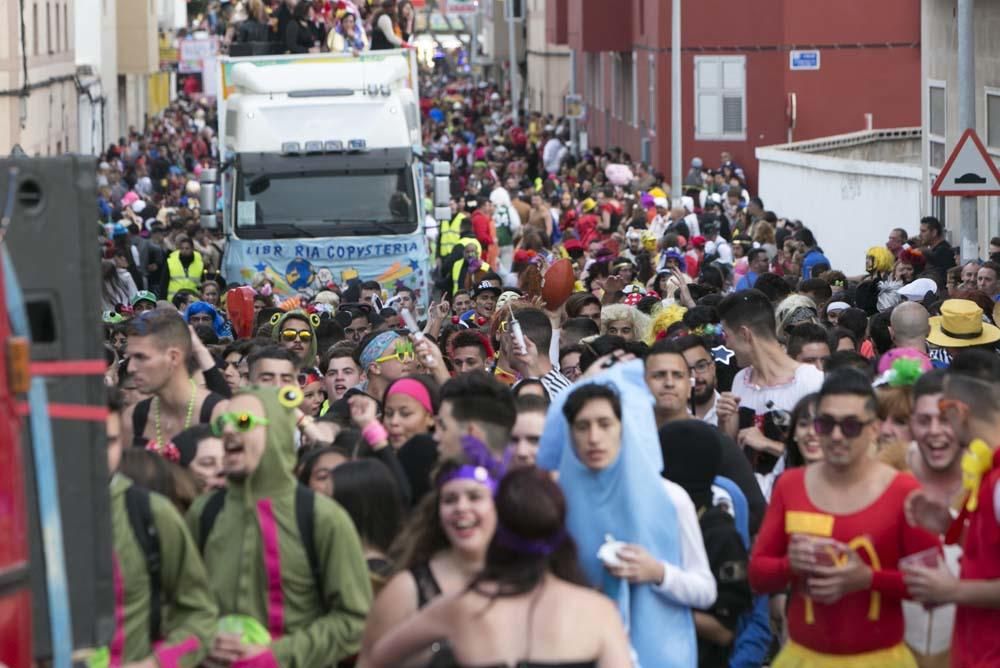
[826,301,850,315]
[653,196,668,209]
[897,278,938,302]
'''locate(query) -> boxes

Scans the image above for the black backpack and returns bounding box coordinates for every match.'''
[124,485,162,642]
[197,486,324,607]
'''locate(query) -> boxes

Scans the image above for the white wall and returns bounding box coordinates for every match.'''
[75,0,118,154]
[756,146,923,276]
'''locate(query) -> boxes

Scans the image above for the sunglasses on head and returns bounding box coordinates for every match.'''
[280,329,313,343]
[813,415,873,438]
[212,411,270,436]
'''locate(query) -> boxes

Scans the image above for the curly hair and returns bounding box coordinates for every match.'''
[600,303,651,341]
[898,248,926,271]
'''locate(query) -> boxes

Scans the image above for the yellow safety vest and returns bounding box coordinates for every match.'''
[439,212,466,258]
[451,237,489,295]
[166,250,204,300]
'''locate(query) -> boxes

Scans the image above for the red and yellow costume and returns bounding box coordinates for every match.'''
[749,468,939,667]
[950,442,1000,667]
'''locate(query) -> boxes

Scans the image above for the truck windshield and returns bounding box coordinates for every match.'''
[234,167,418,238]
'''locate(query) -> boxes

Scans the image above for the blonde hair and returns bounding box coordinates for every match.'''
[600,303,651,341]
[753,221,776,245]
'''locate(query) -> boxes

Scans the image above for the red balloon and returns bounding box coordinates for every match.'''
[542,258,575,310]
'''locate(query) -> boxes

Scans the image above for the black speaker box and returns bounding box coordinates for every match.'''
[1,155,114,660]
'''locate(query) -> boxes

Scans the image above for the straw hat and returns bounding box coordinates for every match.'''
[927,299,1000,348]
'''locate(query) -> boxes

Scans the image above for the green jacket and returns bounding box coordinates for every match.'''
[110,474,217,667]
[187,387,372,668]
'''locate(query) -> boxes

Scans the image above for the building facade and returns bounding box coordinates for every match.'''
[922,0,1000,250]
[524,0,569,118]
[75,0,117,155]
[551,0,922,188]
[0,0,79,155]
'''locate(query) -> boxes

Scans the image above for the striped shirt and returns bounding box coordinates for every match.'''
[539,368,573,398]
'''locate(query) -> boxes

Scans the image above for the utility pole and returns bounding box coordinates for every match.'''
[671,0,681,203]
[957,0,977,260]
[507,0,521,127]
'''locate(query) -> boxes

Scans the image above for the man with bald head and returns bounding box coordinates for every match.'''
[886,302,933,369]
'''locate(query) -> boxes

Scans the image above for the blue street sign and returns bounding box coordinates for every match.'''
[789,50,821,71]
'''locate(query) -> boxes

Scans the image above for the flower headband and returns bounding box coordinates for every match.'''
[436,434,504,494]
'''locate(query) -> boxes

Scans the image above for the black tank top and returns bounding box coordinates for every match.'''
[132,392,225,447]
[370,12,394,50]
[410,561,443,609]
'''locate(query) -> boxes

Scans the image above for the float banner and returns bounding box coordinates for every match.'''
[224,236,431,305]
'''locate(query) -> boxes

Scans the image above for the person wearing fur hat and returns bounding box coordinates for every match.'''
[270,310,320,368]
[188,385,372,667]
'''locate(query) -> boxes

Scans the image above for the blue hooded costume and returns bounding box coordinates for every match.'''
[184,301,233,339]
[537,359,697,668]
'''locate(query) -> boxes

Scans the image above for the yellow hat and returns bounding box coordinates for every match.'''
[581,198,597,213]
[927,299,1000,348]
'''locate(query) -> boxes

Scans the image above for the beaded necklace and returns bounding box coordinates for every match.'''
[153,377,197,448]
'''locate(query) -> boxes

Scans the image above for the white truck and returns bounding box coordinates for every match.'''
[203,49,441,306]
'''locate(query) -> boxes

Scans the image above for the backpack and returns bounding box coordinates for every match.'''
[124,485,162,642]
[198,485,325,607]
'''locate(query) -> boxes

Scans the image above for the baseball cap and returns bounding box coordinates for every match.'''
[473,280,502,297]
[131,291,158,306]
[897,278,938,302]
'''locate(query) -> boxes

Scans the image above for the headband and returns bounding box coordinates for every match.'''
[436,434,504,494]
[385,378,434,414]
[437,464,499,495]
[359,331,402,370]
[494,524,567,557]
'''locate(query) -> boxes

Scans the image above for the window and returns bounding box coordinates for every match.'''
[585,52,603,111]
[929,82,946,169]
[63,4,68,51]
[55,3,59,51]
[611,52,635,123]
[986,88,1000,150]
[46,2,51,54]
[630,50,638,127]
[32,3,38,55]
[648,54,657,132]
[694,56,746,140]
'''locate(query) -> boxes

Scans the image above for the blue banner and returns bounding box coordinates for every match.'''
[223,234,431,304]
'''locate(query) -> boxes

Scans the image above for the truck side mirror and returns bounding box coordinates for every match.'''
[432,161,451,220]
[199,168,218,230]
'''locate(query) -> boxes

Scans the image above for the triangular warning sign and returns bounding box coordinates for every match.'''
[931,129,1000,196]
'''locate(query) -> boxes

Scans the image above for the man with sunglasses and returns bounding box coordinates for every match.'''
[904,355,1000,666]
[750,369,940,666]
[189,385,372,667]
[270,310,319,367]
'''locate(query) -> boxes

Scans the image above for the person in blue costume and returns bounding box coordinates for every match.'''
[183,300,233,339]
[537,359,716,668]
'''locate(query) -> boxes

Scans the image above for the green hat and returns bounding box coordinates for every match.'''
[131,290,158,306]
[227,385,303,497]
[270,309,320,365]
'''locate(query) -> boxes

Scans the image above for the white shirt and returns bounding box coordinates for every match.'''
[653,478,718,610]
[699,391,720,426]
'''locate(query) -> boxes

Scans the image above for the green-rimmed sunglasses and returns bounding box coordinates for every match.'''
[212,411,270,436]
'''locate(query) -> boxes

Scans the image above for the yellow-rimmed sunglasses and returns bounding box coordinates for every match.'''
[375,340,415,364]
[279,329,313,342]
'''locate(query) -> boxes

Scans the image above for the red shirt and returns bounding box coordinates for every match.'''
[749,468,939,655]
[952,447,1000,667]
[470,210,493,260]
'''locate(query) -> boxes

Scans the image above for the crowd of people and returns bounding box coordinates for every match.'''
[91,5,1000,666]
